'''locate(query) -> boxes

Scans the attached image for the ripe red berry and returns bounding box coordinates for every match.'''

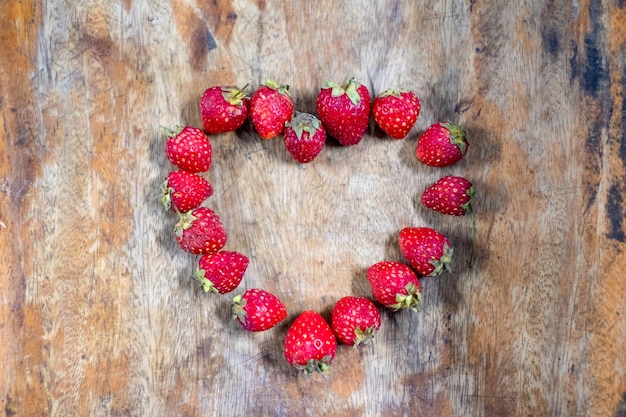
[164,126,212,173]
[421,175,474,216]
[161,171,213,213]
[249,80,294,140]
[316,77,371,146]
[196,251,249,294]
[232,288,287,332]
[199,85,249,134]
[284,310,337,375]
[366,261,422,312]
[283,112,326,163]
[416,122,468,167]
[372,89,420,139]
[398,227,453,277]
[331,296,381,346]
[174,207,227,255]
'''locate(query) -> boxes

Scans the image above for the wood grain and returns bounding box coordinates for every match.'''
[1,0,625,416]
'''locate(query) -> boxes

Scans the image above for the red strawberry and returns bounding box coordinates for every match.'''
[421,175,474,216]
[316,77,371,146]
[199,85,249,134]
[284,310,337,375]
[416,122,468,167]
[366,261,422,312]
[331,296,381,346]
[283,112,326,163]
[232,288,287,332]
[372,89,421,139]
[174,207,227,255]
[249,80,294,139]
[164,126,212,173]
[196,251,249,294]
[398,227,453,277]
[161,171,213,213]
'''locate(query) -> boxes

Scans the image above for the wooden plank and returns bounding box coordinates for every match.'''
[1,0,625,416]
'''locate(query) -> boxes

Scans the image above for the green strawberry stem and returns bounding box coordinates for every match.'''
[390,283,422,312]
[325,77,361,106]
[174,211,196,237]
[222,84,249,105]
[286,112,321,140]
[429,244,454,276]
[441,121,468,154]
[461,186,475,214]
[378,88,406,98]
[160,125,184,137]
[160,180,173,210]
[353,326,377,348]
[195,268,218,293]
[294,356,332,376]
[231,295,248,325]
[265,79,290,95]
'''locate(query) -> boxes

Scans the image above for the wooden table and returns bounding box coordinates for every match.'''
[2,1,625,416]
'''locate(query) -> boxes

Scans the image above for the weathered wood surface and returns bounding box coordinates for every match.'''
[2,0,626,416]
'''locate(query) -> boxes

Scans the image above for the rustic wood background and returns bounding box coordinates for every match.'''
[2,0,626,416]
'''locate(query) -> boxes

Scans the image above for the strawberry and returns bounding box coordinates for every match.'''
[331,296,381,346]
[199,85,249,134]
[284,310,337,375]
[249,79,294,139]
[164,126,212,173]
[174,207,227,255]
[416,121,468,167]
[421,175,474,216]
[316,77,371,146]
[232,288,287,332]
[161,171,213,213]
[372,89,420,139]
[398,227,453,277]
[196,251,249,294]
[283,112,326,163]
[366,261,422,312]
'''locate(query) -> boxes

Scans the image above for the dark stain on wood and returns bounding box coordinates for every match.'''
[620,70,626,168]
[615,392,626,417]
[582,0,609,96]
[607,182,626,242]
[540,0,562,57]
[582,33,607,96]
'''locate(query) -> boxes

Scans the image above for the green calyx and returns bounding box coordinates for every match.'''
[195,268,218,293]
[428,244,454,276]
[160,180,173,210]
[231,295,248,324]
[378,88,405,98]
[324,76,361,106]
[461,186,476,214]
[174,211,196,237]
[390,282,422,312]
[221,84,249,105]
[294,356,332,376]
[265,79,290,96]
[285,112,322,140]
[442,121,468,155]
[160,125,184,138]
[353,326,378,348]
